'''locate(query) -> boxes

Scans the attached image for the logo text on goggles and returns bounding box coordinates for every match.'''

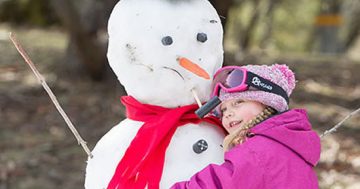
[252,77,273,90]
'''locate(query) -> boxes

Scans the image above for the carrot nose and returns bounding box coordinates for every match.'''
[178,57,210,80]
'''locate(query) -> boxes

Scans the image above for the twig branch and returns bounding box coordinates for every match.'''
[9,32,93,158]
[320,107,360,138]
[191,88,202,108]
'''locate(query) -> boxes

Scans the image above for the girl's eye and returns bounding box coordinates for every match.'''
[162,36,173,46]
[220,107,226,113]
[197,33,207,43]
[234,100,243,106]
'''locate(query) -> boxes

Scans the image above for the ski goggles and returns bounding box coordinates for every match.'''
[211,66,289,103]
[195,66,289,118]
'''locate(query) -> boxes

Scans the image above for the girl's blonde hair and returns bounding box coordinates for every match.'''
[223,106,276,152]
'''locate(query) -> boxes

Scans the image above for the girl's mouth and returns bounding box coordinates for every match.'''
[229,120,242,128]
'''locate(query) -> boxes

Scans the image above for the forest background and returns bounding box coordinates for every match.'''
[0,0,359,188]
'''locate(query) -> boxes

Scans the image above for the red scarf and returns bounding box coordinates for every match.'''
[107,96,223,189]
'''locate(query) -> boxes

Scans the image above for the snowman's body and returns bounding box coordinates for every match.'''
[85,0,225,188]
[86,120,224,188]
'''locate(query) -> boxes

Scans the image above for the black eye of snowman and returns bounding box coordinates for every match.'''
[197,33,208,43]
[161,36,173,46]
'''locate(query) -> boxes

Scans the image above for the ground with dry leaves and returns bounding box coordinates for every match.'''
[0,25,359,189]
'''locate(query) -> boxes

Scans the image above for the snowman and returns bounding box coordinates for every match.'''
[85,0,225,188]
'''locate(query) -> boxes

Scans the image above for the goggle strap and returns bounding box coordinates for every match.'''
[246,72,289,104]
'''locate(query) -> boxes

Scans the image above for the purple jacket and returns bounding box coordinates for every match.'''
[171,109,321,189]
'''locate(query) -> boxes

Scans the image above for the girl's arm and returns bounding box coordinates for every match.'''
[170,146,265,189]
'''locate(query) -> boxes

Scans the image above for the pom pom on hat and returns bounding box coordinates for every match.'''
[219,64,296,112]
[273,64,296,95]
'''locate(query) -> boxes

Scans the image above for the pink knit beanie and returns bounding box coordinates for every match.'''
[219,64,296,112]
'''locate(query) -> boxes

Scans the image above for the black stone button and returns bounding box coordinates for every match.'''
[193,139,208,154]
[197,33,208,43]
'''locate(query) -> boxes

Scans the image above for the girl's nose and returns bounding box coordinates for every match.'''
[224,110,234,118]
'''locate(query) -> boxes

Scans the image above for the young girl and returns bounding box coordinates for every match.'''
[171,64,321,189]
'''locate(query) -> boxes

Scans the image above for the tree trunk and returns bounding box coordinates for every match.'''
[209,0,235,32]
[344,0,360,50]
[50,0,107,80]
[259,0,279,49]
[239,0,262,51]
[312,0,343,54]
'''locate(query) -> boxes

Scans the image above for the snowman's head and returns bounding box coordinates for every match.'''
[108,0,224,107]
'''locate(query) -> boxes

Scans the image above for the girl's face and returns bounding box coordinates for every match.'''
[220,99,266,134]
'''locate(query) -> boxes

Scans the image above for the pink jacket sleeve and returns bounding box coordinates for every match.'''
[170,146,266,189]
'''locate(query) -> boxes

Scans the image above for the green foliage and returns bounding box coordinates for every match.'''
[0,0,58,26]
[272,0,320,52]
[225,0,320,53]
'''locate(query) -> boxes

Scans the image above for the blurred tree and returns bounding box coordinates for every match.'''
[311,0,343,54]
[209,0,235,32]
[50,0,117,81]
[343,0,360,50]
[259,0,280,49]
[0,0,58,26]
[239,0,261,51]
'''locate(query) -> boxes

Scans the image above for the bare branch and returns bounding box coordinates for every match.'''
[320,107,360,138]
[9,32,93,158]
[191,89,202,108]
